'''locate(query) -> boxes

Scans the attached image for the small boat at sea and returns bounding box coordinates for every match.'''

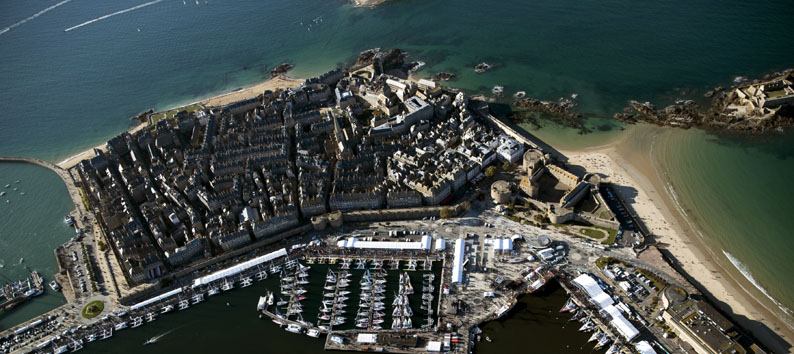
[285,324,303,334]
[114,321,128,330]
[207,286,219,296]
[594,335,611,350]
[64,215,74,226]
[100,328,113,340]
[49,280,60,291]
[145,312,157,322]
[579,320,595,332]
[143,329,174,345]
[130,317,143,328]
[306,328,320,338]
[240,277,253,288]
[560,298,576,312]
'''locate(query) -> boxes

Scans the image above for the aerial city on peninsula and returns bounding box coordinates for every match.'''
[1,1,793,354]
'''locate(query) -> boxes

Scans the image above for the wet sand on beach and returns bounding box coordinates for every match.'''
[561,124,793,353]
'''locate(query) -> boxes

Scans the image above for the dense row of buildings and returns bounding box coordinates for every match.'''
[76,66,527,286]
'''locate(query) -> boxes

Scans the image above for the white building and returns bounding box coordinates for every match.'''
[496,135,525,163]
[452,239,465,284]
[337,235,432,251]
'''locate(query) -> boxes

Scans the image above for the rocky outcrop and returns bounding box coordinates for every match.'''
[512,97,587,133]
[515,97,581,119]
[355,48,380,67]
[474,62,491,73]
[353,48,405,74]
[380,48,405,72]
[615,70,794,133]
[134,109,154,123]
[270,63,294,77]
[432,72,456,81]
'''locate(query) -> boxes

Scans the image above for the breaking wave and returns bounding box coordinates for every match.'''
[722,250,793,317]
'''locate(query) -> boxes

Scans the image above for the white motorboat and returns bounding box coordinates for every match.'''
[285,324,303,334]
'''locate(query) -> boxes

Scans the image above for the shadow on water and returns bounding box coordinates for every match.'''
[475,280,594,354]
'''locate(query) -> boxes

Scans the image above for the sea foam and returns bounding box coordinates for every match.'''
[722,250,793,317]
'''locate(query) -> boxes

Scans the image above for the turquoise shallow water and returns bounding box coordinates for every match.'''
[1,0,794,343]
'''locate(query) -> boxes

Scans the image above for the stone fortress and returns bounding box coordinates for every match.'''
[491,148,621,230]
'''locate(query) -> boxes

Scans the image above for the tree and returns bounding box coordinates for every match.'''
[484,166,497,178]
[439,207,452,219]
[502,161,512,171]
[97,241,107,252]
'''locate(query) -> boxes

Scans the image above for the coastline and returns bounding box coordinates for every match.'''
[560,124,794,352]
[36,71,793,351]
[55,75,304,170]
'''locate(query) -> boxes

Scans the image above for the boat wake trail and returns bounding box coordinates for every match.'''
[64,0,165,32]
[143,328,176,345]
[722,250,793,317]
[0,0,73,36]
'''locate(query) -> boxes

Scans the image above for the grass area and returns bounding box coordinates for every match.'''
[595,257,611,269]
[505,214,536,226]
[579,228,606,239]
[77,187,90,210]
[81,301,104,319]
[151,104,202,123]
[560,231,577,238]
[595,256,628,269]
[81,244,98,292]
[586,225,618,245]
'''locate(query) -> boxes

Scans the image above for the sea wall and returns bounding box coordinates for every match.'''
[480,113,542,150]
[119,224,311,306]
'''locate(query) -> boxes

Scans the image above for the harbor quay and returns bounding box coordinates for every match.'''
[0,53,771,354]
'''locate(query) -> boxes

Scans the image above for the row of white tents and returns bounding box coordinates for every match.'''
[573,274,640,342]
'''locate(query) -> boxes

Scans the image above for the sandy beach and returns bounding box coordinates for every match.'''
[560,125,794,353]
[55,75,303,170]
[201,75,303,107]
